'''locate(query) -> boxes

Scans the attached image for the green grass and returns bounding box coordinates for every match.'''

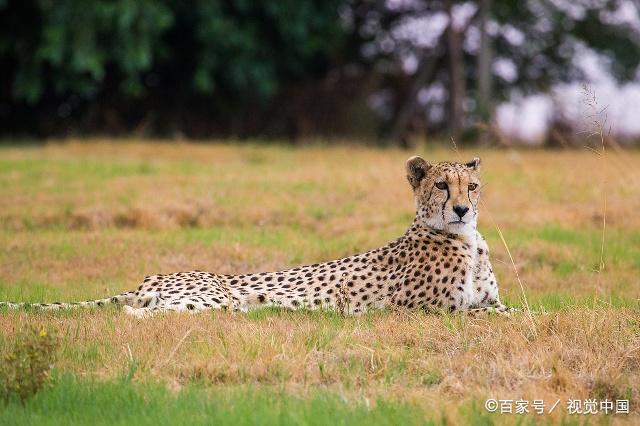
[2,224,638,306]
[527,293,640,311]
[1,374,438,426]
[3,373,599,426]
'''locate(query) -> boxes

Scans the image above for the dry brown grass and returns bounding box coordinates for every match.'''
[1,307,638,423]
[1,140,639,422]
[2,139,639,231]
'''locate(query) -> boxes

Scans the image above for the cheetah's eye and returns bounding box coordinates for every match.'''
[435,182,448,190]
[468,183,478,191]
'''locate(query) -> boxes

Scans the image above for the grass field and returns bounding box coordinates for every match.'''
[0,140,639,425]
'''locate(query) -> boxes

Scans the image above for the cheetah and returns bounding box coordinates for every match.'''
[1,156,512,317]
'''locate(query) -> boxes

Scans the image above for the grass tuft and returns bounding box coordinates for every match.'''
[0,327,59,404]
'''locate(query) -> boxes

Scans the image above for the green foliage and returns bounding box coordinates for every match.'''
[2,0,173,103]
[0,326,59,404]
[0,0,344,104]
[189,0,344,99]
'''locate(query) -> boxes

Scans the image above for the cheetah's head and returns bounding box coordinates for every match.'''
[406,156,481,237]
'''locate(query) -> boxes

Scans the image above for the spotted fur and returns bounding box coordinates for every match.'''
[1,156,512,317]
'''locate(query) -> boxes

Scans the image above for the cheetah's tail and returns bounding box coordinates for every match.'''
[0,292,136,311]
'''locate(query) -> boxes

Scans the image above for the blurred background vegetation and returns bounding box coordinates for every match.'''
[1,0,639,145]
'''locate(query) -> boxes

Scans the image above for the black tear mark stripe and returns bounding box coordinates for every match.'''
[466,170,471,204]
[441,177,450,223]
[466,169,479,213]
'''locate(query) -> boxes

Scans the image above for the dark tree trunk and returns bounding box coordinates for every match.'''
[477,0,494,144]
[446,0,466,140]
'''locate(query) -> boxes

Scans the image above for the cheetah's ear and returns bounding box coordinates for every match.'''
[465,157,481,171]
[406,156,431,190]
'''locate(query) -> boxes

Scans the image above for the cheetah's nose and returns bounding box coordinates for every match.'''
[453,205,469,218]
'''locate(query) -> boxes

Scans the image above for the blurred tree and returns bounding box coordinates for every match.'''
[0,0,638,142]
[0,0,345,137]
[9,0,172,102]
[476,0,492,137]
[445,0,466,140]
[350,0,640,144]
